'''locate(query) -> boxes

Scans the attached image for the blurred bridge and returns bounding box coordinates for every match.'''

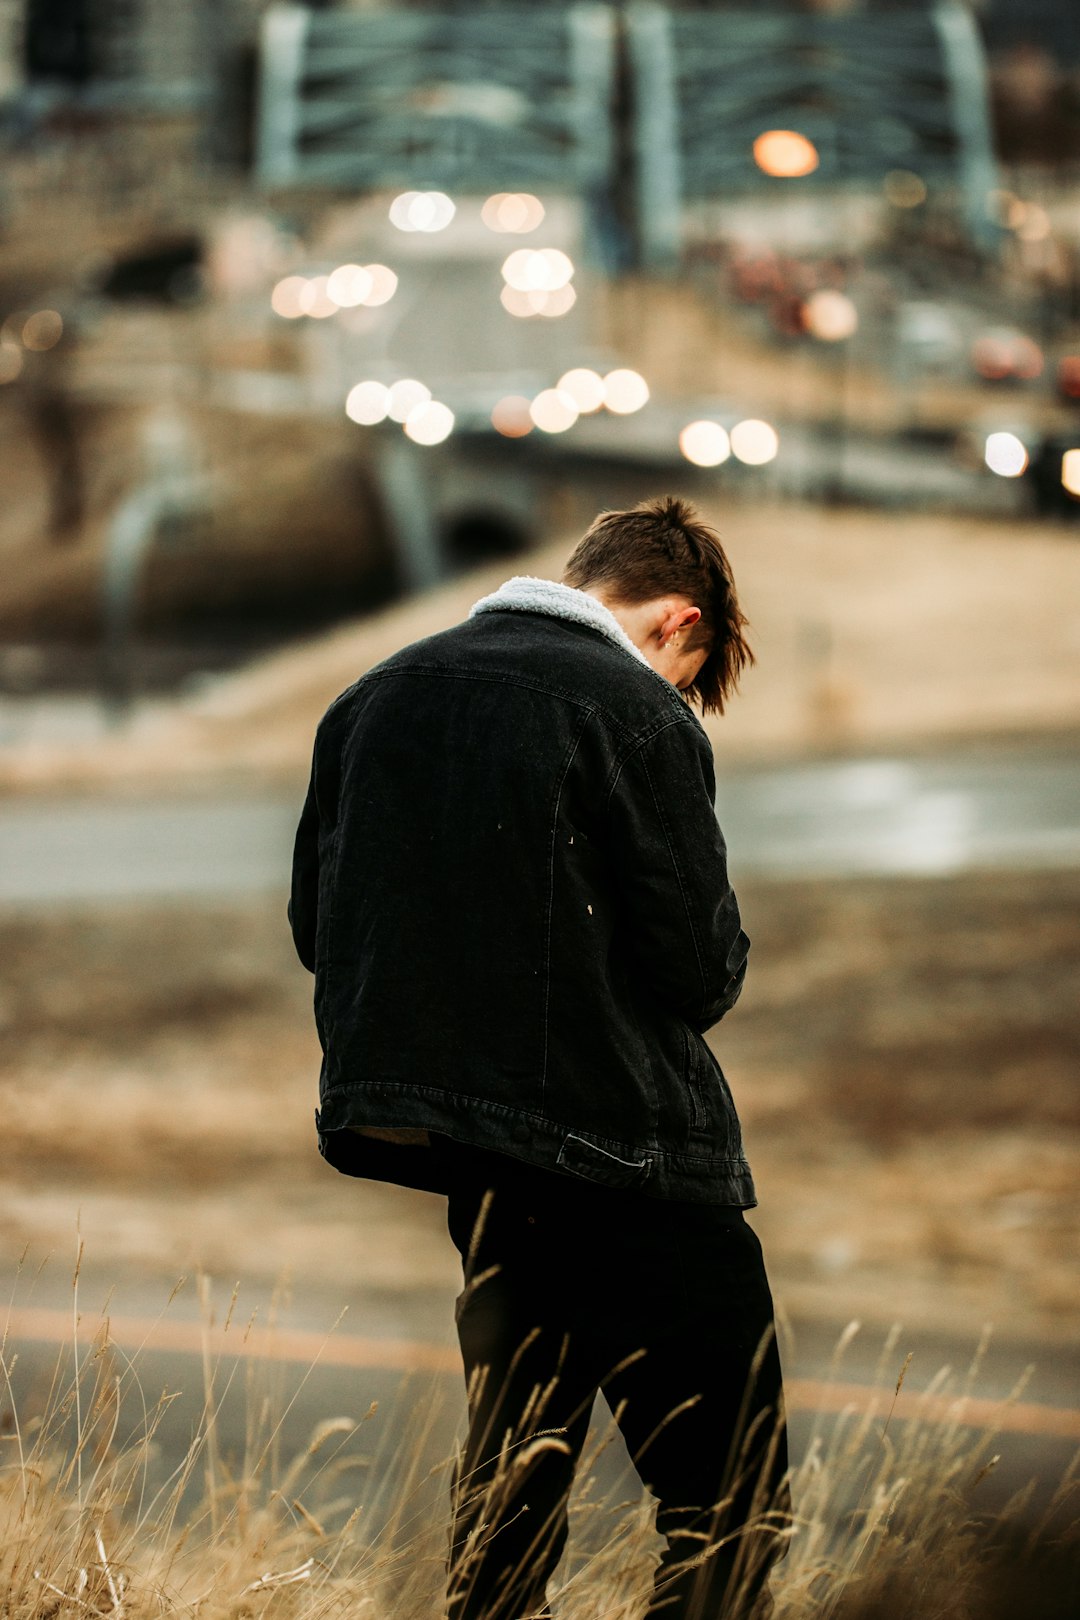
[256,0,1000,265]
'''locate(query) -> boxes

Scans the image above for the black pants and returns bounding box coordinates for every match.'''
[444,1146,789,1620]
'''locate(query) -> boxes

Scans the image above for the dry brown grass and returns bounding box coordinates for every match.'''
[2,1264,1077,1620]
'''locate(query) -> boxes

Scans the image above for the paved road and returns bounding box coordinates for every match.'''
[1,740,1078,905]
[715,745,1080,880]
[4,1280,1077,1551]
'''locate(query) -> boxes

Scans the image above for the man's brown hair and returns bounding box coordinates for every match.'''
[561,495,753,715]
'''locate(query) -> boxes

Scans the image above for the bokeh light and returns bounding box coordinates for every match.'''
[984,431,1028,477]
[530,389,579,434]
[327,264,374,307]
[482,193,545,233]
[680,420,731,467]
[973,330,1043,382]
[21,310,63,351]
[602,369,649,415]
[500,284,576,319]
[298,276,337,318]
[364,264,399,306]
[404,400,455,445]
[271,276,308,318]
[345,380,390,425]
[491,395,534,437]
[1015,204,1051,243]
[752,129,819,178]
[0,343,23,383]
[0,312,27,346]
[276,267,397,317]
[1058,357,1080,400]
[389,192,417,231]
[557,368,605,414]
[731,419,780,465]
[501,249,575,292]
[884,170,927,208]
[803,290,858,342]
[387,379,431,423]
[1062,449,1080,497]
[538,249,574,290]
[500,285,541,318]
[390,191,456,232]
[536,284,576,318]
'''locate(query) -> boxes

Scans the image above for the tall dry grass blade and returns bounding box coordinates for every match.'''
[831,1320,862,1371]
[196,1273,222,1539]
[223,1282,241,1338]
[94,1526,123,1615]
[880,1350,914,1444]
[71,1229,85,1510]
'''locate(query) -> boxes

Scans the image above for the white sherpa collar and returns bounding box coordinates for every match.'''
[468,575,657,675]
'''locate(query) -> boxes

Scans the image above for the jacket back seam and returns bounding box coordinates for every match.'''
[637,738,710,1019]
[541,707,593,1107]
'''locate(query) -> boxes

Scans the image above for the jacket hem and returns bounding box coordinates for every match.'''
[317,1081,757,1208]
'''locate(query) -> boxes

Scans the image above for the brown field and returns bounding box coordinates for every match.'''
[2,866,1077,1344]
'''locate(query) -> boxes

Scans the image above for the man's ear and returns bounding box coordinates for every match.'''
[665,603,701,636]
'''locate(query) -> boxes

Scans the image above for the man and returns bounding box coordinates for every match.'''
[289,496,789,1619]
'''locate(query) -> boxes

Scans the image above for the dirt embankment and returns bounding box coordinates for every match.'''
[3,499,1080,796]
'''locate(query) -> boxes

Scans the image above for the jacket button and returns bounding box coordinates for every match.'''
[511,1121,531,1144]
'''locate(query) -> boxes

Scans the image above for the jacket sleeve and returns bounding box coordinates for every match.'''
[605,718,749,1032]
[288,762,320,974]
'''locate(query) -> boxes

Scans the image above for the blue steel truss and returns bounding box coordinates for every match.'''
[256,4,616,195]
[628,0,1000,263]
[255,2,999,265]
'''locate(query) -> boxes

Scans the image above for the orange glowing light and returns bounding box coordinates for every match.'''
[491,395,534,437]
[752,130,819,179]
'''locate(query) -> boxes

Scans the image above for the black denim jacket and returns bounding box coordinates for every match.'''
[289,581,755,1206]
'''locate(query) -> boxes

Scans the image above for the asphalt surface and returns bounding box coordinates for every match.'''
[2,739,1078,905]
[5,1276,1077,1550]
